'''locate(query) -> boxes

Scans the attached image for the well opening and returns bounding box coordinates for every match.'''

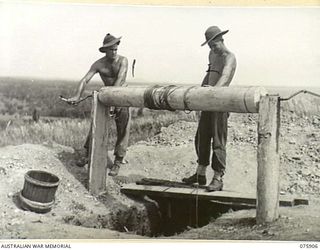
[107,194,252,237]
[60,192,250,237]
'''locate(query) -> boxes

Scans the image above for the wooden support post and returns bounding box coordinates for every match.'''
[257,95,280,224]
[89,91,110,195]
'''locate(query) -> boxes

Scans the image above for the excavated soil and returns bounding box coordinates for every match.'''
[0,110,320,240]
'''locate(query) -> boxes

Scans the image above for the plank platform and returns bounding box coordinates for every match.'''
[121,179,309,207]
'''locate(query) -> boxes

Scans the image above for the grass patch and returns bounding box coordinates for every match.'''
[0,110,198,149]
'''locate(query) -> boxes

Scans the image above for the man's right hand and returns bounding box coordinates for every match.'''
[60,96,80,106]
[109,107,121,117]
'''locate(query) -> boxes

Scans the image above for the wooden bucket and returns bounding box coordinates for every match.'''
[19,170,60,213]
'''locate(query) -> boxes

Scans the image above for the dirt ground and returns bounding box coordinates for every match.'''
[0,111,319,241]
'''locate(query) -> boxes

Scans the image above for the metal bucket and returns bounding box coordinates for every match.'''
[19,170,60,213]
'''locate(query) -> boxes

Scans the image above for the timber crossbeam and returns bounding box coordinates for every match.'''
[98,85,267,113]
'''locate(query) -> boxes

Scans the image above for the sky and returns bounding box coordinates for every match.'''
[0,2,320,87]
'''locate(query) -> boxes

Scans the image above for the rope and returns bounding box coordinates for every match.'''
[183,86,197,113]
[143,85,161,110]
[194,126,201,228]
[194,182,199,228]
[143,85,178,111]
[143,84,199,113]
[163,85,178,111]
[279,90,320,101]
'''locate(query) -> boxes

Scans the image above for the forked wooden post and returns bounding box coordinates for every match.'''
[257,95,281,224]
[89,91,110,195]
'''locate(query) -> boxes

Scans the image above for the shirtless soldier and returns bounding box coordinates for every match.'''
[182,26,237,192]
[67,33,130,177]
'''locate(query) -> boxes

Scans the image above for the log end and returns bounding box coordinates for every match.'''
[245,86,268,113]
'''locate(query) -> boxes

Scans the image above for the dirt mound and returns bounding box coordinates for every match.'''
[0,144,145,238]
[0,109,319,239]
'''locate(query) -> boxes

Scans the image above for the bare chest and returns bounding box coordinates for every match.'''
[98,62,121,78]
[208,51,225,73]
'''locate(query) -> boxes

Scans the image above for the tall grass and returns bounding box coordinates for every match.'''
[0,110,198,149]
[1,119,90,148]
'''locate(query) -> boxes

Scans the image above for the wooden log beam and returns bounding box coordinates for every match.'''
[98,85,267,113]
[256,95,281,224]
[89,91,110,195]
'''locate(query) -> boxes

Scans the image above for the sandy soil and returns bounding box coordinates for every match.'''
[0,111,319,240]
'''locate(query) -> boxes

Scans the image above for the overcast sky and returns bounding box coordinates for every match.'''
[0,2,319,87]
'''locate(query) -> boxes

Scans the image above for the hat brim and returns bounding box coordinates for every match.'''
[201,30,229,47]
[99,37,122,52]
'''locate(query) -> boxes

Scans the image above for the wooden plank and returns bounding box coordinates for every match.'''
[257,95,281,223]
[122,184,256,205]
[136,178,207,189]
[293,198,309,206]
[170,187,258,205]
[209,200,256,209]
[121,184,308,207]
[122,183,172,192]
[166,187,198,195]
[88,91,110,195]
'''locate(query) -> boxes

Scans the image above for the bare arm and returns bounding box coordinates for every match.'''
[67,64,98,102]
[215,54,237,87]
[113,57,128,87]
[201,73,209,86]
